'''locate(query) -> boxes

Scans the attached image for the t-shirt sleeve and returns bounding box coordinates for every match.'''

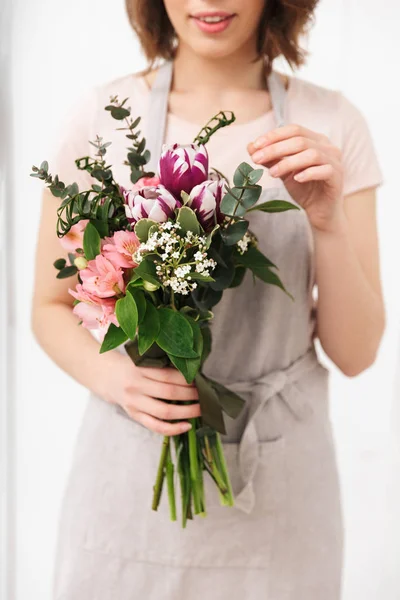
[47,86,99,192]
[338,92,384,196]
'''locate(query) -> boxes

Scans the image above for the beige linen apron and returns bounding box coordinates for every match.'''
[52,61,344,599]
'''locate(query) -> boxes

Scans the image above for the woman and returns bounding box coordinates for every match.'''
[31,1,386,598]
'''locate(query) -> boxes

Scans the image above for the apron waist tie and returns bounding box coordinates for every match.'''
[223,344,321,514]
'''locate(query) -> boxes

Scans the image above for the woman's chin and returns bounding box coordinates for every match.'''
[184,40,242,62]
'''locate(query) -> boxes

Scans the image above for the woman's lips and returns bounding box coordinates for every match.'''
[190,14,235,34]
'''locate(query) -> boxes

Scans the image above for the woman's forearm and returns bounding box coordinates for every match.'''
[313,218,385,376]
[31,302,125,402]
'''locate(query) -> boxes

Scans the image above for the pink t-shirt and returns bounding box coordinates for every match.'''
[49,68,384,199]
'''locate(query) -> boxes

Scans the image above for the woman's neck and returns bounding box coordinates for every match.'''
[171,43,268,94]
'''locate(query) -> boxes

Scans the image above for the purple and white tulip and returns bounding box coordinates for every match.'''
[158,143,209,199]
[123,184,181,224]
[188,179,226,232]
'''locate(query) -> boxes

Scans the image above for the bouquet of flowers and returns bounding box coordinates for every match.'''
[31,95,299,527]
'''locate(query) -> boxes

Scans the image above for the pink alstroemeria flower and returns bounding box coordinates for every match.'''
[79,254,126,298]
[69,284,119,335]
[122,184,181,224]
[158,143,209,199]
[102,230,140,269]
[188,179,226,232]
[59,219,89,252]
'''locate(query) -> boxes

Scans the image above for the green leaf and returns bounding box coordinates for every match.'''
[110,107,130,120]
[229,265,247,288]
[90,219,109,238]
[134,218,158,242]
[53,258,66,270]
[209,259,235,291]
[194,371,226,434]
[250,265,294,300]
[133,259,160,288]
[56,265,78,279]
[220,220,249,245]
[128,288,147,323]
[240,185,262,209]
[138,301,160,355]
[176,206,201,235]
[167,317,203,383]
[40,160,49,172]
[83,221,101,260]
[99,323,128,353]
[220,189,247,217]
[200,325,212,363]
[115,293,138,340]
[233,162,253,187]
[124,338,169,367]
[188,272,215,282]
[156,308,199,358]
[205,224,220,249]
[234,244,277,269]
[191,286,223,312]
[180,190,191,205]
[247,169,264,184]
[247,199,300,213]
[204,376,245,420]
[137,138,146,154]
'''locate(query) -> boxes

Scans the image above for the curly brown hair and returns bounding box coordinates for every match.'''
[125,0,319,71]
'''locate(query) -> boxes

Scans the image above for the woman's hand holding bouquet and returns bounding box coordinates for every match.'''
[31,96,299,527]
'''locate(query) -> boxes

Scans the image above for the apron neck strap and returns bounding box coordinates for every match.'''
[145,60,287,173]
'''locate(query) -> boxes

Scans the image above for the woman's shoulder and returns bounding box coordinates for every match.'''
[282,72,342,118]
[91,69,150,107]
[280,71,369,141]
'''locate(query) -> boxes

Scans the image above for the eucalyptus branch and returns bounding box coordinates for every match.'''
[106,95,154,184]
[193,110,236,146]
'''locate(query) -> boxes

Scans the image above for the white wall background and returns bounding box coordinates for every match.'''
[5,0,400,598]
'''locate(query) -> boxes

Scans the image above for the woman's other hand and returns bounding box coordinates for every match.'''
[247,124,345,234]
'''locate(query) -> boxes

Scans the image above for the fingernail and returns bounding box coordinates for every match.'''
[252,150,264,162]
[253,136,267,149]
[181,423,192,432]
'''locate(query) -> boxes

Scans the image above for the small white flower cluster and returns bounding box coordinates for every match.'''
[133,220,217,295]
[236,231,252,255]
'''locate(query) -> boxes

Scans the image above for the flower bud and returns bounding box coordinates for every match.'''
[143,281,159,292]
[122,184,181,224]
[158,143,209,198]
[74,256,88,270]
[188,179,226,232]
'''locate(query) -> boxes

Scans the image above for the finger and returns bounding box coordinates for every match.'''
[128,393,202,420]
[294,164,335,182]
[248,124,326,154]
[132,410,193,436]
[250,136,317,165]
[140,365,196,388]
[267,148,328,179]
[131,378,200,402]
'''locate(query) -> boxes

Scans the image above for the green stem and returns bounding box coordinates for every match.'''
[174,435,188,528]
[214,434,235,507]
[197,437,206,517]
[188,418,203,514]
[166,440,177,521]
[204,435,229,495]
[152,435,169,511]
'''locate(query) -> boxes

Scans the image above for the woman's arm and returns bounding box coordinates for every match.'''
[312,187,385,376]
[31,188,200,433]
[31,187,127,401]
[248,122,386,377]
